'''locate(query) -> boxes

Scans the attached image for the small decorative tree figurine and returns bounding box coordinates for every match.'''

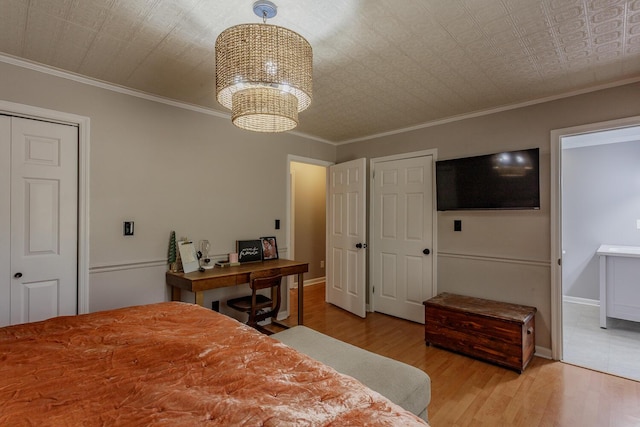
[168,231,177,272]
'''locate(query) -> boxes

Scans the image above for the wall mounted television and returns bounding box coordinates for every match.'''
[436,148,540,211]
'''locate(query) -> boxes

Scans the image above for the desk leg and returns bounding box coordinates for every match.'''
[171,287,181,302]
[195,291,204,307]
[297,272,304,325]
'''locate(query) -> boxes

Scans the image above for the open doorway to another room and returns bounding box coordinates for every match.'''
[558,124,640,382]
[288,159,330,294]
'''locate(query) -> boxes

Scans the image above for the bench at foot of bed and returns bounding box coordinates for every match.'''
[272,325,431,422]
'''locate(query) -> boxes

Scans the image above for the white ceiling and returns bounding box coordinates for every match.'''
[2,0,640,144]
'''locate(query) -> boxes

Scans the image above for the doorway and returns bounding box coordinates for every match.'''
[286,156,331,316]
[287,151,437,323]
[551,118,640,381]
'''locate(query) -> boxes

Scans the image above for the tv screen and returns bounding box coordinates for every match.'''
[436,148,540,211]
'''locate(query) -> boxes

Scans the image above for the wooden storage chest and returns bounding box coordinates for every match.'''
[423,293,536,373]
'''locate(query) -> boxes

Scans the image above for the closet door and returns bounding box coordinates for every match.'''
[4,116,78,326]
[372,154,435,323]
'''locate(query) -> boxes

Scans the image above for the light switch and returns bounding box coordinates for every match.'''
[637,219,640,230]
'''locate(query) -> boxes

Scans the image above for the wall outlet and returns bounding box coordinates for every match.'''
[123,221,134,236]
[320,260,325,268]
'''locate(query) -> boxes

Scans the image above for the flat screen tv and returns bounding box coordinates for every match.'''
[436,148,540,211]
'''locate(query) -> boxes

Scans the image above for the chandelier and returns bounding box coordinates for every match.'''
[215,1,312,133]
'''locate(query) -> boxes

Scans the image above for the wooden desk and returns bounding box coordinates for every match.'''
[166,259,309,325]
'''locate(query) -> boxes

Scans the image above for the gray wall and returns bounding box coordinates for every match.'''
[0,60,335,317]
[337,81,640,351]
[562,140,640,300]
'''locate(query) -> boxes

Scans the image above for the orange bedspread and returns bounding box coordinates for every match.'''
[0,302,428,426]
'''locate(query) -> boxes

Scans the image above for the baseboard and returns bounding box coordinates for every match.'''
[563,295,599,307]
[535,346,552,359]
[290,276,326,289]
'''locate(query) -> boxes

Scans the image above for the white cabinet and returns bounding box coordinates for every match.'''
[597,245,640,328]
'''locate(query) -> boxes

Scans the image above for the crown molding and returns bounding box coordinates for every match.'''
[337,75,640,146]
[3,52,637,148]
[0,54,230,118]
[0,53,334,146]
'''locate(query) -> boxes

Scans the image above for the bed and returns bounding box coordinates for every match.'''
[0,301,428,426]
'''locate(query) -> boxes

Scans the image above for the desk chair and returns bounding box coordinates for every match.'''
[227,269,289,335]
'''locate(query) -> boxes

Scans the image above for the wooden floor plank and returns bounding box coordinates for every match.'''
[281,283,640,426]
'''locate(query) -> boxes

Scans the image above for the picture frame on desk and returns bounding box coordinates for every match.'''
[236,240,263,263]
[260,236,279,260]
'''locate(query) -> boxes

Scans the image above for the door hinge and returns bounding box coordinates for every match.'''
[372,286,375,294]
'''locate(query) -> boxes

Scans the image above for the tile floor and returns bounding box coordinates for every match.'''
[563,301,640,382]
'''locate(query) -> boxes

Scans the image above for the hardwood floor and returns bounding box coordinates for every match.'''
[281,283,640,427]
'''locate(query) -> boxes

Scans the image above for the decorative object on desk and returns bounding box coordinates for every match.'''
[215,260,241,268]
[229,252,238,263]
[236,240,263,263]
[199,240,213,269]
[260,236,279,260]
[168,231,178,272]
[178,241,199,273]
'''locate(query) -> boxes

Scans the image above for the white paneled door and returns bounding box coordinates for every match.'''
[327,158,367,318]
[0,116,78,326]
[372,155,435,323]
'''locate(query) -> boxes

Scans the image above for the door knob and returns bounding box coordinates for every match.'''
[14,272,23,278]
[423,248,430,255]
[355,243,367,249]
